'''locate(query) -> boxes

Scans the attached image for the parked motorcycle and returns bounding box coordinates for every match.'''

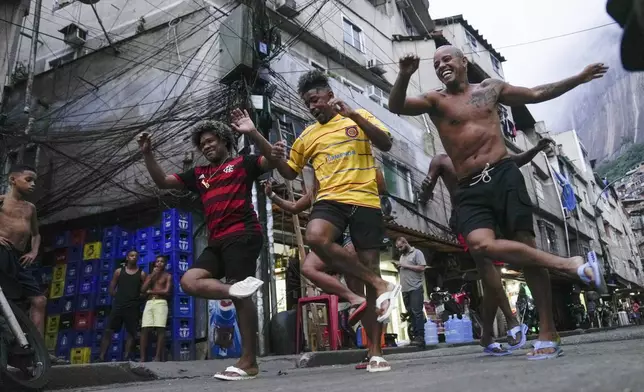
[569,303,591,330]
[516,295,539,334]
[0,282,51,390]
[429,285,482,339]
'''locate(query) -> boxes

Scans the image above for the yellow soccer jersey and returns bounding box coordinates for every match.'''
[287,109,391,209]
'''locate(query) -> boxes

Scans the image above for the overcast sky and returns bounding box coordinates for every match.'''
[428,0,619,126]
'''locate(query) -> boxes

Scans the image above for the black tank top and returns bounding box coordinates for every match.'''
[114,267,143,309]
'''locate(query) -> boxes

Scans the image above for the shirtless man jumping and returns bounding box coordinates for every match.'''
[389,46,607,359]
[419,138,554,353]
[0,165,46,337]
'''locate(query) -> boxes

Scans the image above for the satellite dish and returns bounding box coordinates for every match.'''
[78,0,100,4]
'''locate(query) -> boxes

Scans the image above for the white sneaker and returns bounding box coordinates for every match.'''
[229,277,264,298]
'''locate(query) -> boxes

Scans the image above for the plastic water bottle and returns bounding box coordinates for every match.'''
[452,316,463,344]
[424,319,439,346]
[444,316,453,344]
[461,314,473,342]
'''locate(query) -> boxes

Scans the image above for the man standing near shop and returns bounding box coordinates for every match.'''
[140,255,172,362]
[394,237,426,346]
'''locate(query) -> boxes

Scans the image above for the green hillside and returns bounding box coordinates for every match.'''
[596,143,644,181]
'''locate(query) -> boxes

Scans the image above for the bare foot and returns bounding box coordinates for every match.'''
[374,282,396,318]
[506,320,522,347]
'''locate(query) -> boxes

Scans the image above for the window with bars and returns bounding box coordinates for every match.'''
[342,17,364,52]
[538,220,559,254]
[382,158,413,202]
[490,54,501,74]
[465,30,478,49]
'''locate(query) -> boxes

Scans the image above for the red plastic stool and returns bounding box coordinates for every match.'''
[295,294,340,353]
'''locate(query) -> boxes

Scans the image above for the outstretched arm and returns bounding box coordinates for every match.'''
[138,133,184,189]
[498,63,608,106]
[512,138,554,167]
[265,181,314,214]
[230,109,285,173]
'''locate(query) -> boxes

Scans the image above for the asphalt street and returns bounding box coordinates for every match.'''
[65,331,643,392]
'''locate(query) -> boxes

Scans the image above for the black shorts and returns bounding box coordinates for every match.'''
[334,229,352,248]
[310,201,384,250]
[0,245,43,300]
[455,158,535,238]
[192,234,263,284]
[108,305,139,336]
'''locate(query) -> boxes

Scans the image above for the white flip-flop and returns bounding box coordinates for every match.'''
[366,356,391,373]
[213,366,258,381]
[229,277,264,298]
[375,284,401,323]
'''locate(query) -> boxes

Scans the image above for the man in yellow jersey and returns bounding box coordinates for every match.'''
[271,70,400,373]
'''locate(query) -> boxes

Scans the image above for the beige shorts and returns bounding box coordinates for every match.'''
[141,299,168,328]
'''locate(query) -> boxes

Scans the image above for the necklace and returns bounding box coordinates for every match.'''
[201,157,230,189]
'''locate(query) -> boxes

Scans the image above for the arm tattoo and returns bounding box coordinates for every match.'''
[532,76,580,102]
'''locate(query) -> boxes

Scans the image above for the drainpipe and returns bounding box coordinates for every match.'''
[544,153,571,257]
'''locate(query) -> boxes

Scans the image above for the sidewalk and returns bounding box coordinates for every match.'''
[47,325,643,390]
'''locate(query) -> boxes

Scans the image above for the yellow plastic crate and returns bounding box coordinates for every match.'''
[45,332,57,351]
[70,347,91,365]
[83,242,102,260]
[49,281,64,299]
[52,265,67,283]
[46,315,60,335]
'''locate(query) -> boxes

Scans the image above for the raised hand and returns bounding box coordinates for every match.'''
[230,108,257,134]
[137,132,152,153]
[578,63,609,83]
[399,54,420,75]
[328,98,355,118]
[536,137,555,151]
[271,140,288,161]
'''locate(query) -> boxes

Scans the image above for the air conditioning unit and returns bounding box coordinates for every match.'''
[276,0,298,18]
[59,24,87,47]
[366,58,386,75]
[366,85,384,102]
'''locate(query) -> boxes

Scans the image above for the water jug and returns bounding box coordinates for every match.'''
[451,315,463,344]
[461,314,474,342]
[424,319,439,346]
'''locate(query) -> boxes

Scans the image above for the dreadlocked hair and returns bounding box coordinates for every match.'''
[190,120,235,152]
[297,69,331,96]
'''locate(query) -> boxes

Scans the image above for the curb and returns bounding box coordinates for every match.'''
[48,362,156,390]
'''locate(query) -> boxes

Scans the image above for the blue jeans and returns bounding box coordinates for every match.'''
[402,287,426,340]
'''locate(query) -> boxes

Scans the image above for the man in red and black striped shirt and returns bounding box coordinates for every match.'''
[138,110,277,381]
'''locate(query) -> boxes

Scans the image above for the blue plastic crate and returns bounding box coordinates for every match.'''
[171,340,195,361]
[173,275,186,295]
[97,282,110,294]
[162,231,192,253]
[162,209,192,233]
[166,252,192,275]
[103,226,122,240]
[120,235,134,250]
[94,311,107,330]
[64,276,79,297]
[60,296,76,314]
[150,226,162,239]
[99,260,115,272]
[71,330,92,347]
[150,239,163,254]
[65,261,81,280]
[101,244,118,260]
[54,232,71,248]
[77,292,97,311]
[98,270,112,284]
[57,330,73,351]
[95,291,112,307]
[102,236,119,250]
[172,318,194,340]
[137,228,151,242]
[78,276,97,295]
[55,347,70,362]
[173,295,194,318]
[40,266,53,285]
[67,245,83,262]
[59,313,74,330]
[136,241,149,253]
[81,260,100,277]
[111,329,124,342]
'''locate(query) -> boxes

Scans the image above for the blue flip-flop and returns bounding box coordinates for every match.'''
[526,340,563,360]
[577,251,601,288]
[483,342,512,357]
[506,323,528,350]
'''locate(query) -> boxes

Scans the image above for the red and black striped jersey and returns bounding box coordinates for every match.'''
[174,155,263,241]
